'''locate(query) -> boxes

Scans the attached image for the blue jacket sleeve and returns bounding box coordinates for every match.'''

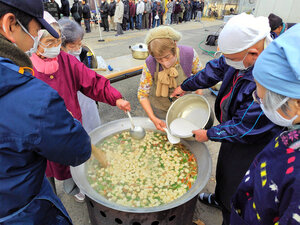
[207,85,281,144]
[181,56,230,91]
[36,91,91,166]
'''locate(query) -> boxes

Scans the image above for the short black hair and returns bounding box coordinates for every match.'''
[0,2,33,29]
[268,13,283,31]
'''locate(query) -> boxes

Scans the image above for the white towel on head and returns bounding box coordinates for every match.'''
[218,13,271,54]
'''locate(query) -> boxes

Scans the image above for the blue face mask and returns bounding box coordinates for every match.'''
[16,20,39,57]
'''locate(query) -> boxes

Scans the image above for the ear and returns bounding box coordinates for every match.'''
[0,13,19,43]
[295,99,300,110]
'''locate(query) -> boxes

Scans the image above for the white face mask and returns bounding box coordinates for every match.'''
[68,47,82,57]
[225,52,249,70]
[40,44,61,58]
[260,98,298,127]
[16,20,39,57]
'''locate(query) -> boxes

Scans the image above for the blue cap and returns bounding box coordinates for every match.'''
[253,23,300,99]
[0,0,59,38]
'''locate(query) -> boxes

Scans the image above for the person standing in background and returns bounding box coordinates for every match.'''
[194,0,201,22]
[159,0,165,25]
[199,0,204,19]
[100,0,109,31]
[173,0,181,24]
[122,0,130,30]
[165,0,173,25]
[71,0,82,25]
[114,0,124,36]
[60,0,70,18]
[184,0,192,22]
[143,0,152,30]
[44,0,61,20]
[178,0,184,23]
[192,0,197,19]
[108,0,116,31]
[136,0,144,30]
[152,0,162,27]
[82,0,91,33]
[129,0,136,30]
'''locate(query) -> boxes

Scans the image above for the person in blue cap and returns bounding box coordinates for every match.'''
[170,13,282,224]
[0,0,91,224]
[231,23,300,225]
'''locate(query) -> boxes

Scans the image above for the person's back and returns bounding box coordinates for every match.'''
[44,0,60,20]
[61,0,70,17]
[82,3,91,19]
[0,1,91,223]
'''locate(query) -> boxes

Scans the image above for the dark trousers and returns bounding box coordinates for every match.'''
[84,18,91,32]
[149,13,152,28]
[101,16,109,31]
[130,16,134,29]
[159,15,163,25]
[142,13,150,29]
[122,17,128,30]
[116,23,123,35]
[215,142,268,224]
[193,10,197,19]
[174,14,178,24]
[75,19,82,25]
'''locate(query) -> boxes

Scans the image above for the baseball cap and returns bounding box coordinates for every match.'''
[0,0,59,38]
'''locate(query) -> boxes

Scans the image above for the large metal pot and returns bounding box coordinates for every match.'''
[166,94,214,141]
[129,43,149,60]
[71,117,212,225]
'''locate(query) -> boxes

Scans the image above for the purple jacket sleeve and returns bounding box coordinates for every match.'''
[181,56,229,91]
[207,81,281,144]
[72,58,123,106]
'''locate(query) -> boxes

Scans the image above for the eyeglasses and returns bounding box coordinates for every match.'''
[40,35,66,48]
[252,90,262,104]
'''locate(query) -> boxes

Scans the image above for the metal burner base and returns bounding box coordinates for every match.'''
[86,196,197,225]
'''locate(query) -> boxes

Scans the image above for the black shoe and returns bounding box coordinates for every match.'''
[198,193,222,210]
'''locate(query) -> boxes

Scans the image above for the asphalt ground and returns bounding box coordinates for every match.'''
[56,18,224,225]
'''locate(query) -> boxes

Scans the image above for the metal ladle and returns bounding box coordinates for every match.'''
[126,111,146,140]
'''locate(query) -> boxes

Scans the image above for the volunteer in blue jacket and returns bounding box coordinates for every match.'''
[171,13,282,224]
[231,24,300,225]
[0,0,91,224]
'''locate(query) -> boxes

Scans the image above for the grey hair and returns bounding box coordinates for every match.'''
[40,22,61,40]
[58,18,84,47]
[263,89,290,116]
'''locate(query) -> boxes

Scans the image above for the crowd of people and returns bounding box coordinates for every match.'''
[42,0,205,36]
[0,0,299,225]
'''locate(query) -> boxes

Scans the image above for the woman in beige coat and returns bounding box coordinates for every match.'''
[114,0,124,36]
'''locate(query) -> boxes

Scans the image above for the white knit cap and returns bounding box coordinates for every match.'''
[218,13,271,54]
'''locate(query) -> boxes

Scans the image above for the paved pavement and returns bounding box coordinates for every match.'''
[56,19,225,225]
